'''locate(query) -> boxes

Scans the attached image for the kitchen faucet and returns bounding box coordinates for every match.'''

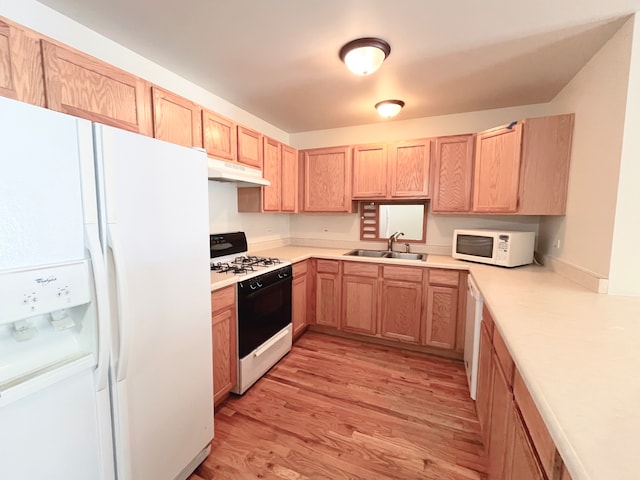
[387,231,405,251]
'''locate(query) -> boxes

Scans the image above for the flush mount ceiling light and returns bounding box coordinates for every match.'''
[339,37,391,76]
[375,100,405,118]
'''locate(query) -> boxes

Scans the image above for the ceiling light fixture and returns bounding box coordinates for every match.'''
[339,37,391,76]
[375,100,405,118]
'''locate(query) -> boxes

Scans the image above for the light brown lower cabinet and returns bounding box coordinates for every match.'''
[379,266,423,343]
[341,263,379,335]
[314,260,341,327]
[310,261,466,354]
[488,338,514,479]
[424,269,463,350]
[292,260,309,338]
[504,409,546,479]
[211,285,237,407]
[476,318,494,440]
[480,304,569,480]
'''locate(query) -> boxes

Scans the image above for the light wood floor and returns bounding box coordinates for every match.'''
[191,331,488,479]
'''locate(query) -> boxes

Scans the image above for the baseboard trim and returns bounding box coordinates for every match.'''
[307,325,464,361]
[542,255,609,294]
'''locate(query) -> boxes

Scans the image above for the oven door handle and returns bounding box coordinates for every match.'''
[253,328,290,358]
[239,277,292,300]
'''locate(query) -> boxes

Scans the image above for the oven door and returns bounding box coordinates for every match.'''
[237,277,292,359]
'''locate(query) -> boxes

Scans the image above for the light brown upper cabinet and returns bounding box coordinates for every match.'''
[473,123,523,213]
[237,138,297,213]
[262,136,282,211]
[281,145,298,211]
[151,86,202,147]
[202,109,237,161]
[0,19,45,107]
[300,146,353,212]
[352,139,431,200]
[352,144,388,198]
[472,114,574,215]
[389,139,432,197]
[237,126,263,169]
[432,134,475,212]
[42,40,149,134]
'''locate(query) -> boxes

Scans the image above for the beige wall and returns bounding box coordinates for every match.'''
[539,18,634,283]
[290,104,548,149]
[608,14,640,295]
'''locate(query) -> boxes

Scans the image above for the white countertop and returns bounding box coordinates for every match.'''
[212,245,640,480]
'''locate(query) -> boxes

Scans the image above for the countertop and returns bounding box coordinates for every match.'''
[211,245,640,480]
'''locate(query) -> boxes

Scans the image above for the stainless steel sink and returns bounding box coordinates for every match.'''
[385,252,427,261]
[344,249,389,258]
[344,249,427,261]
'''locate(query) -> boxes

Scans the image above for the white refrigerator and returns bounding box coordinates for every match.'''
[0,96,213,480]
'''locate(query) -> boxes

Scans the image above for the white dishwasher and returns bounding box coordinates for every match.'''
[464,274,483,399]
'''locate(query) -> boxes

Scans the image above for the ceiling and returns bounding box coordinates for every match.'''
[37,0,640,133]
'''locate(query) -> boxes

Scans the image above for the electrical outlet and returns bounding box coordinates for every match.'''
[553,239,561,249]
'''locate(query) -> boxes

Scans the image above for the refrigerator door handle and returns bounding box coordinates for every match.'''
[107,224,131,382]
[85,224,111,392]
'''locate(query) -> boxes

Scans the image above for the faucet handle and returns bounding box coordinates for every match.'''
[404,243,410,253]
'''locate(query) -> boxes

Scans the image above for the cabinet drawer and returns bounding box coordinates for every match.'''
[514,370,561,479]
[211,284,235,313]
[383,265,423,282]
[344,261,379,277]
[493,328,514,386]
[316,259,340,274]
[292,260,308,277]
[428,268,460,286]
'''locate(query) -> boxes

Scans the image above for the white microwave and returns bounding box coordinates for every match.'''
[452,229,536,267]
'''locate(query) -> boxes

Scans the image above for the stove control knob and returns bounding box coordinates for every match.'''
[249,282,258,290]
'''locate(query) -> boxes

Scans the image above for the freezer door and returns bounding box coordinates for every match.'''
[0,96,86,270]
[94,125,213,480]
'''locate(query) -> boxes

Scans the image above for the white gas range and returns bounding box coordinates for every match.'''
[209,232,292,395]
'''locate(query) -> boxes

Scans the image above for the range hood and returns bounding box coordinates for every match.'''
[207,158,270,188]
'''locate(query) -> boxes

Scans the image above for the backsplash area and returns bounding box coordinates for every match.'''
[289,208,540,254]
[208,182,540,254]
[207,182,290,246]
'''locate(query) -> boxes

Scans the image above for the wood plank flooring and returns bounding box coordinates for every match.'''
[191,331,488,479]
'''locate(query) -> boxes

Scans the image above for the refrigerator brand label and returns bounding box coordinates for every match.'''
[35,275,57,285]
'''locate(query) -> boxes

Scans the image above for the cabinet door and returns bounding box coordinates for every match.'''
[281,145,298,212]
[380,279,422,343]
[0,20,45,106]
[488,350,514,480]
[237,126,263,169]
[315,272,341,327]
[424,285,458,349]
[42,40,148,133]
[473,123,523,213]
[212,306,237,406]
[432,134,474,212]
[202,109,236,161]
[389,139,431,198]
[302,147,352,212]
[504,409,545,480]
[292,269,308,338]
[262,136,282,211]
[352,144,387,198]
[476,322,494,443]
[341,275,377,335]
[151,86,202,147]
